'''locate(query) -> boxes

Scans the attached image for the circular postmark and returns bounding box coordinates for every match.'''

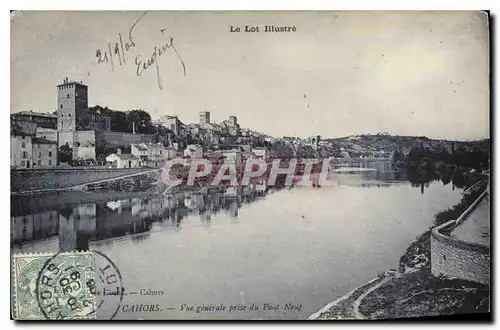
[36,250,124,320]
[93,250,124,320]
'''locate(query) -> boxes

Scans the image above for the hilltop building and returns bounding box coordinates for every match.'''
[228,116,238,126]
[200,111,211,124]
[158,115,181,135]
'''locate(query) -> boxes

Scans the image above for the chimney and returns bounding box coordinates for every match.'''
[117,148,122,155]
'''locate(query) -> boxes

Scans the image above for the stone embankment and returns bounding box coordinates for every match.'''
[310,181,490,320]
[11,167,157,194]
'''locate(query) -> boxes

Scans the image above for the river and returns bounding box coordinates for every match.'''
[11,162,464,320]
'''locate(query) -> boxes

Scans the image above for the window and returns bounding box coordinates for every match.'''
[60,104,63,109]
[69,113,71,118]
[38,160,41,166]
[20,161,25,167]
[22,151,28,158]
[21,142,25,148]
[38,152,41,158]
[67,93,70,98]
[48,160,52,166]
[48,151,52,157]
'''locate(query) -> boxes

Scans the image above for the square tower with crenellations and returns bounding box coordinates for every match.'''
[57,77,89,132]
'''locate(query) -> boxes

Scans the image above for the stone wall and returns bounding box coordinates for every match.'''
[36,128,58,142]
[11,167,150,193]
[74,131,97,160]
[431,220,490,285]
[97,131,153,148]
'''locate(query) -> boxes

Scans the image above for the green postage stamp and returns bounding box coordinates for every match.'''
[12,251,96,320]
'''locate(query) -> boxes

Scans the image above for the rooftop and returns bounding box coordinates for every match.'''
[132,143,164,151]
[13,111,57,118]
[132,144,148,151]
[113,153,140,161]
[11,128,32,137]
[57,77,88,88]
[32,137,57,145]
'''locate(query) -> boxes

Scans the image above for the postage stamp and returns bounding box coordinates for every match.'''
[12,251,96,320]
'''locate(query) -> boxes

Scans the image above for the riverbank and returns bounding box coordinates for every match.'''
[11,167,153,194]
[311,179,490,320]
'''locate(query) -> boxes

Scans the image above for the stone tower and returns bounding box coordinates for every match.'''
[229,116,238,126]
[57,77,88,132]
[199,111,211,124]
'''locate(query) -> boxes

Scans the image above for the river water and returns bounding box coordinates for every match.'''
[11,162,464,320]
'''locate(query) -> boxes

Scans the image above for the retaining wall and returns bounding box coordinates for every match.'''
[11,168,150,193]
[430,192,490,285]
[97,131,153,147]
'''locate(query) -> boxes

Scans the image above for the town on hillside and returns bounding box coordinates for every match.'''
[10,78,490,173]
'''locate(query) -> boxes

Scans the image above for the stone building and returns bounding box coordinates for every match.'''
[106,151,141,168]
[11,111,57,129]
[11,130,33,168]
[57,77,110,132]
[228,115,238,126]
[11,128,58,169]
[200,111,211,124]
[131,142,171,167]
[11,78,154,165]
[32,137,58,167]
[307,135,322,148]
[158,115,181,135]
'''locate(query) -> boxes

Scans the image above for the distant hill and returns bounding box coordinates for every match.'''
[325,134,490,156]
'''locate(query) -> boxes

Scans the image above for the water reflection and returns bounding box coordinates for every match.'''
[11,185,270,251]
[12,161,467,252]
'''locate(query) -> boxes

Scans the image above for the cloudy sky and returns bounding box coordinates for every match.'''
[11,11,489,140]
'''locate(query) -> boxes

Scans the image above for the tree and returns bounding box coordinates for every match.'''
[58,143,73,164]
[113,111,130,132]
[296,145,318,159]
[392,149,405,167]
[127,110,152,133]
[406,146,424,165]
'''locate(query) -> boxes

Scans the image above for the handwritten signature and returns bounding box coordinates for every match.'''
[94,11,186,90]
[135,29,187,90]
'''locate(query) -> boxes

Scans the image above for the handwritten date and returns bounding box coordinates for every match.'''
[94,11,186,90]
[95,11,146,71]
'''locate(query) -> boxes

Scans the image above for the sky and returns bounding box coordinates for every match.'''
[11,11,490,140]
